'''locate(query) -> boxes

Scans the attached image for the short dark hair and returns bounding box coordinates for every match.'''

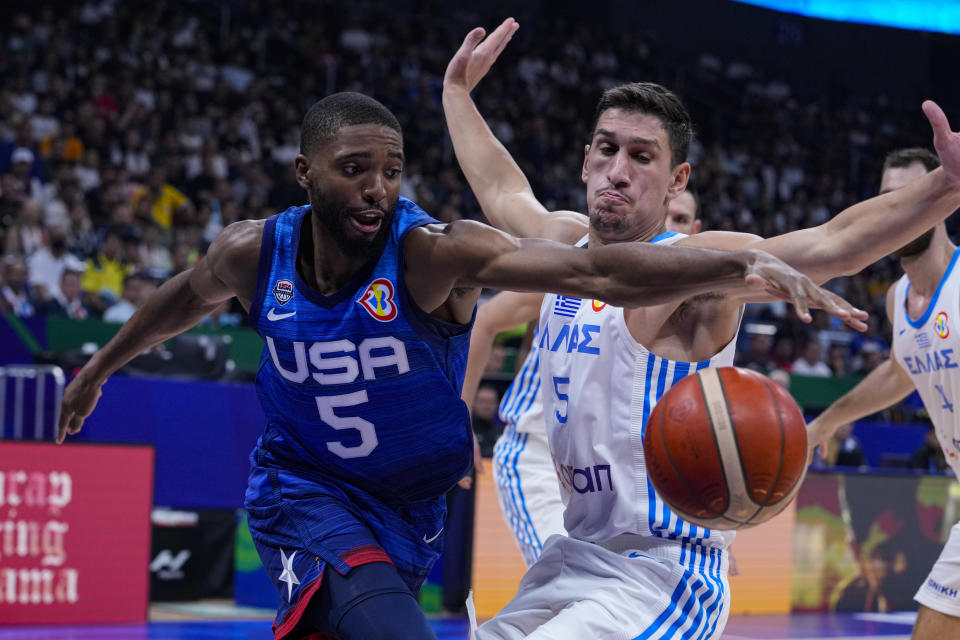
[591,82,693,166]
[300,92,402,156]
[883,147,940,173]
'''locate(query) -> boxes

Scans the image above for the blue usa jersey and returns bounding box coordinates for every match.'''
[247,197,474,504]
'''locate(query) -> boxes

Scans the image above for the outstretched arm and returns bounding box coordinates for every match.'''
[442,19,587,242]
[806,287,915,448]
[405,220,866,329]
[57,220,262,443]
[461,290,544,408]
[806,358,914,449]
[730,101,960,284]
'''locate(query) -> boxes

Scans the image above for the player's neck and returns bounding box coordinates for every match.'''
[903,241,957,296]
[299,214,374,296]
[588,222,666,247]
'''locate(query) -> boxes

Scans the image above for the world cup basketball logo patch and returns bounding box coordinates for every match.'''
[358,278,398,322]
[936,312,950,339]
[273,279,294,305]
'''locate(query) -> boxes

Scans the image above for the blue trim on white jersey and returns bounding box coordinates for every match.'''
[499,339,540,424]
[643,352,715,543]
[904,246,960,328]
[494,426,543,565]
[631,543,726,640]
[650,230,680,243]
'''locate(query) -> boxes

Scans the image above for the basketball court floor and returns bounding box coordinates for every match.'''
[0,609,918,639]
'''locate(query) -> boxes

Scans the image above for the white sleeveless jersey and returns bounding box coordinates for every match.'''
[538,231,737,549]
[891,247,960,475]
[498,334,545,434]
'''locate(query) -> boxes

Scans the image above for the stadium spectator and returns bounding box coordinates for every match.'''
[793,339,833,377]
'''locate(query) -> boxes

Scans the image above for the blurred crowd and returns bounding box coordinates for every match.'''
[0,1,949,408]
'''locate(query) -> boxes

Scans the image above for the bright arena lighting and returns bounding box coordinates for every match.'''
[732,0,960,35]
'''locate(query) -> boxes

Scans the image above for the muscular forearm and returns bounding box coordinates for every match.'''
[591,243,755,307]
[814,359,915,434]
[80,271,224,383]
[801,170,960,282]
[470,238,754,307]
[442,86,535,235]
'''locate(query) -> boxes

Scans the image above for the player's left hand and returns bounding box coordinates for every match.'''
[923,101,960,187]
[743,249,869,331]
[443,18,519,94]
[457,433,486,490]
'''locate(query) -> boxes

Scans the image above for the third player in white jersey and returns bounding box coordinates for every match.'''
[891,254,960,471]
[807,149,960,637]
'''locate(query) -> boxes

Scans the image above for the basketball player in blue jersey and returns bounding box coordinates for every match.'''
[808,148,960,640]
[461,189,703,568]
[55,91,858,640]
[443,19,960,640]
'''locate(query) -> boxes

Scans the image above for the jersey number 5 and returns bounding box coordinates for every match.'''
[553,376,570,424]
[316,391,378,458]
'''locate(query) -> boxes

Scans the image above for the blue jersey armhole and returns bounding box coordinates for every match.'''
[395,220,474,347]
[248,214,279,333]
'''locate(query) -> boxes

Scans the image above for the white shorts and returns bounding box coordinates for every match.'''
[476,534,730,640]
[493,424,567,567]
[916,519,960,616]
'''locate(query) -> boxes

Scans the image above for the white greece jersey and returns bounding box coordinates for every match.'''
[538,231,737,549]
[891,247,960,476]
[498,336,544,434]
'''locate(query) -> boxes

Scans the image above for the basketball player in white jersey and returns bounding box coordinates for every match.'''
[461,189,702,568]
[807,148,960,640]
[443,19,960,639]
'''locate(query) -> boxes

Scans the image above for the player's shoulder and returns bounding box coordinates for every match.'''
[208,219,265,273]
[543,210,589,244]
[675,230,763,250]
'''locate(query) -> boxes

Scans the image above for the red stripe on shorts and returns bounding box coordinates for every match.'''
[340,544,393,567]
[273,572,326,639]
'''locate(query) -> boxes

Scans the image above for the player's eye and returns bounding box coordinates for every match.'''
[385,168,402,178]
[343,165,361,176]
[599,145,616,155]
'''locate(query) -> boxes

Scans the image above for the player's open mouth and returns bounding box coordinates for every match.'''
[348,210,383,234]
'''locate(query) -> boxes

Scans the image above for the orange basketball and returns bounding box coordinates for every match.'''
[643,366,808,530]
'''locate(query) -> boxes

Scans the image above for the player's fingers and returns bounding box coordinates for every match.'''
[57,409,73,444]
[490,18,519,57]
[790,287,811,323]
[466,26,486,49]
[67,413,84,435]
[923,100,952,138]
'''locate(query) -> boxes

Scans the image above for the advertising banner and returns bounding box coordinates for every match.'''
[792,471,952,613]
[0,441,153,624]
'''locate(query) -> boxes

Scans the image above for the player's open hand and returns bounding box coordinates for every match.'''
[443,18,519,94]
[744,249,869,331]
[805,416,832,451]
[57,372,103,444]
[923,101,960,188]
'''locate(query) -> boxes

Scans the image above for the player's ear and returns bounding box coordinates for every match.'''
[295,154,311,190]
[667,162,690,198]
[581,144,590,184]
[693,219,702,234]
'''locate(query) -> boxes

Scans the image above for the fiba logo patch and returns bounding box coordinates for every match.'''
[358,278,398,322]
[273,279,294,305]
[591,300,607,312]
[936,312,950,339]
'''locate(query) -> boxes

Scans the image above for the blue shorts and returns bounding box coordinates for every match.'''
[245,459,446,638]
